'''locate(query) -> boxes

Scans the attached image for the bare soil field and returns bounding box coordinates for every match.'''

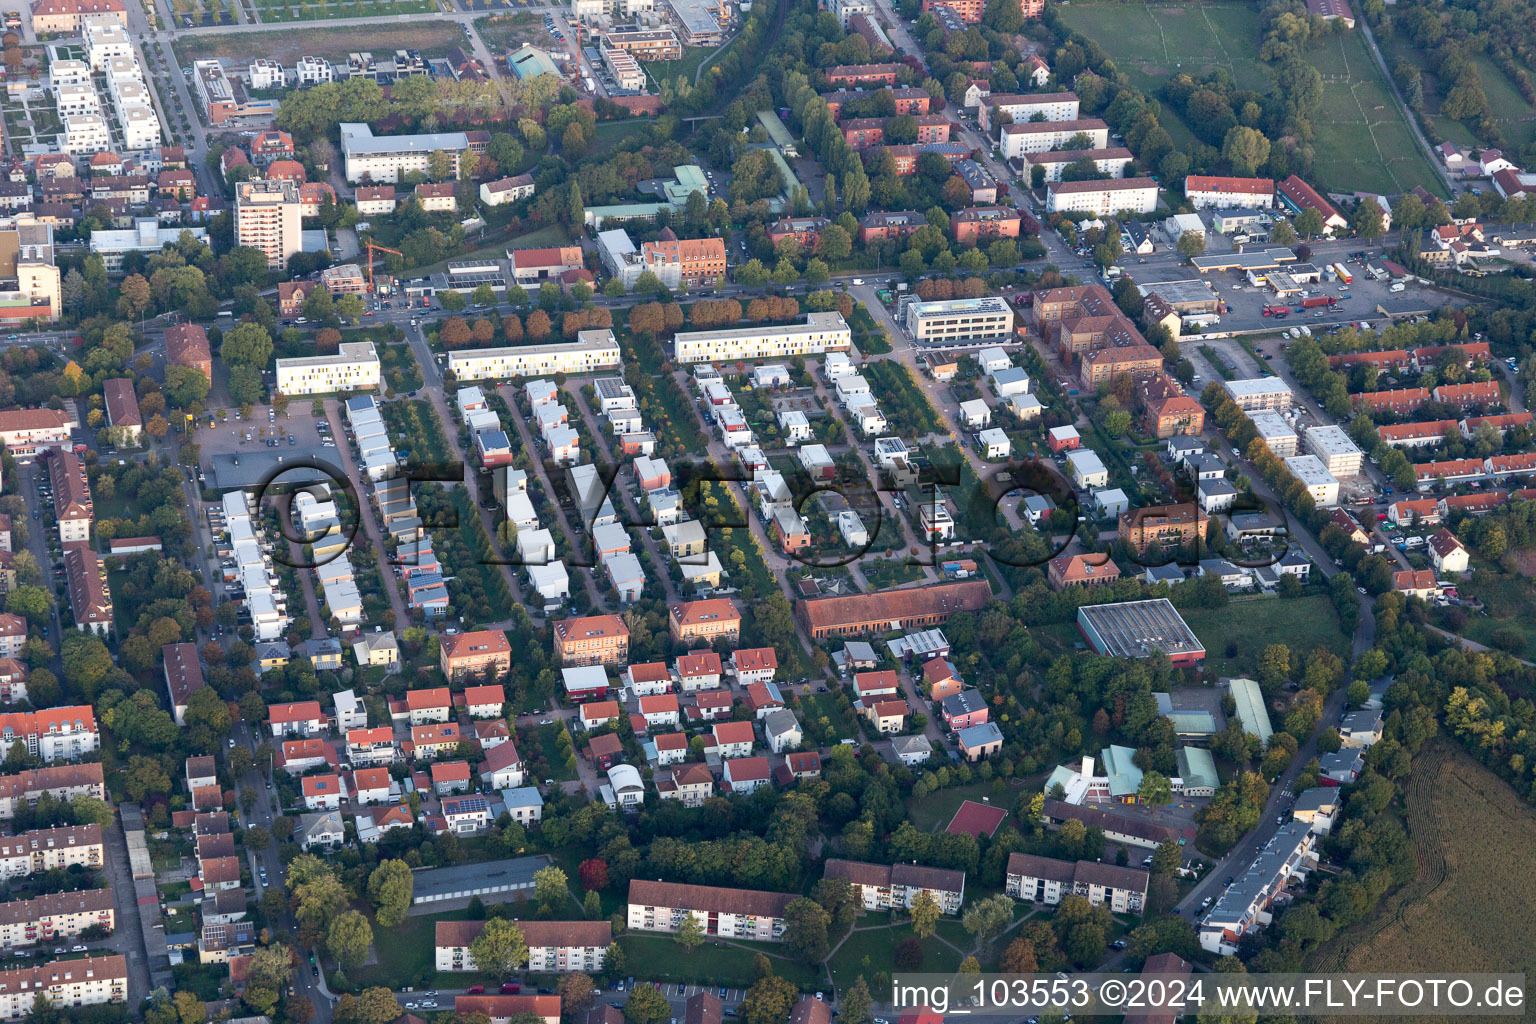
[174,22,468,64]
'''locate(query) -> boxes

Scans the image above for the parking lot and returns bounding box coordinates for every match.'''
[194,402,333,461]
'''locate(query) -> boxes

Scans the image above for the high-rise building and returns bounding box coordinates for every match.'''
[235,179,303,269]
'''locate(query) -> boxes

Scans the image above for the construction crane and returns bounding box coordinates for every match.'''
[364,241,402,296]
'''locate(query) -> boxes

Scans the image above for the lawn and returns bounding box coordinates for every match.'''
[796,691,861,745]
[1307,740,1536,985]
[825,923,962,994]
[251,0,440,23]
[644,46,722,92]
[591,119,655,157]
[859,556,926,589]
[1054,2,1447,196]
[1438,563,1536,656]
[174,21,467,64]
[1180,593,1349,678]
[619,933,822,990]
[474,12,555,50]
[905,779,1009,833]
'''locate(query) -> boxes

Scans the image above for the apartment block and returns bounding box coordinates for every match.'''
[627,880,795,942]
[1005,853,1148,915]
[436,920,610,973]
[672,313,851,364]
[553,614,631,666]
[0,954,126,1020]
[0,825,104,880]
[824,859,966,914]
[275,341,381,396]
[0,889,114,949]
[1047,177,1159,216]
[447,331,621,382]
[904,296,1014,344]
[235,178,303,269]
[438,631,512,683]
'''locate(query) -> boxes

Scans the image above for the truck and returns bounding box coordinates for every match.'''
[1333,262,1353,284]
[1301,295,1337,308]
[1262,305,1289,317]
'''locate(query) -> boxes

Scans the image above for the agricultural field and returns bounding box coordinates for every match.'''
[1308,741,1536,1003]
[175,22,467,64]
[1054,2,1446,196]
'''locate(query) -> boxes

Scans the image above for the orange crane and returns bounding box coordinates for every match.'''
[364,241,402,296]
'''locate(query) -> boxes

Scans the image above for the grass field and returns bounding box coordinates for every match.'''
[1180,593,1349,677]
[252,0,442,23]
[906,779,1008,833]
[1054,2,1447,196]
[1379,35,1536,154]
[1307,740,1536,1007]
[1438,563,1536,656]
[174,21,467,64]
[619,933,822,989]
[826,924,962,993]
[474,12,555,50]
[591,119,654,157]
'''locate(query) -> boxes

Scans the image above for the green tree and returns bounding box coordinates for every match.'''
[220,321,273,368]
[676,912,705,952]
[1137,770,1174,806]
[366,860,413,928]
[782,897,831,963]
[326,910,373,971]
[1221,126,1271,176]
[624,984,671,1024]
[533,865,569,908]
[840,977,872,1024]
[740,974,798,1024]
[469,917,528,978]
[1177,231,1207,258]
[1294,207,1325,238]
[1351,198,1386,241]
[909,889,940,938]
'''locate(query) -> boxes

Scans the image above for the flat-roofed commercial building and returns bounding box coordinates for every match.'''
[1220,377,1293,412]
[1076,599,1205,666]
[903,296,1014,345]
[276,341,381,396]
[448,331,621,381]
[673,313,851,363]
[1283,454,1340,507]
[1303,424,1364,477]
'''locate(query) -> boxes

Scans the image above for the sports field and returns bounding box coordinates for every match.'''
[1055,2,1447,196]
[1380,38,1536,153]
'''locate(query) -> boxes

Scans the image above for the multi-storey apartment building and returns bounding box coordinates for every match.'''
[1047,178,1159,216]
[339,122,472,183]
[274,342,381,396]
[668,599,741,645]
[628,880,796,941]
[999,118,1110,158]
[553,614,631,666]
[979,91,1080,132]
[1005,854,1149,915]
[1118,503,1207,554]
[45,450,91,545]
[823,859,966,913]
[0,764,106,820]
[903,296,1015,345]
[234,178,303,269]
[1220,377,1294,412]
[0,707,98,762]
[0,889,114,948]
[1079,343,1163,388]
[435,920,610,972]
[642,232,728,288]
[0,954,126,1020]
[672,313,851,363]
[438,631,512,683]
[446,331,622,382]
[0,825,104,880]
[64,544,112,636]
